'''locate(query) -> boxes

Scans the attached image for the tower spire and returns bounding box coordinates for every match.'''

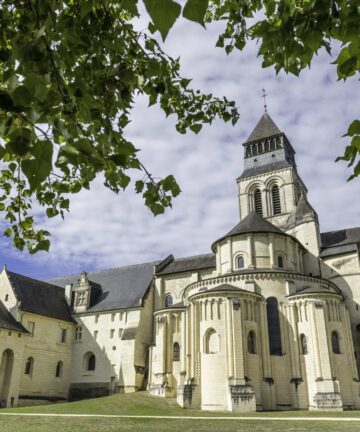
[262,88,268,113]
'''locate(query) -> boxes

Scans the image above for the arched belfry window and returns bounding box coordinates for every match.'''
[300,334,308,355]
[272,185,281,215]
[331,331,340,354]
[266,297,282,355]
[254,189,263,216]
[237,255,245,269]
[173,342,180,361]
[247,330,256,354]
[165,294,173,308]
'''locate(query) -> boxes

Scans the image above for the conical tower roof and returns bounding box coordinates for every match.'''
[245,113,282,143]
[212,212,284,251]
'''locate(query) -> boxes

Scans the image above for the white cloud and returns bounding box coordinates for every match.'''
[1,16,359,279]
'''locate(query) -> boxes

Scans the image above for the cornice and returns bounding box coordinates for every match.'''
[182,270,339,300]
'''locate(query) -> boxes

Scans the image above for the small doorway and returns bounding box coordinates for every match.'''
[0,349,14,406]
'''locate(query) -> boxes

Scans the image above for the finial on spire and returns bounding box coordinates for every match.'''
[262,88,268,113]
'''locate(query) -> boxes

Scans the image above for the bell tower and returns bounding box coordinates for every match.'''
[237,112,321,276]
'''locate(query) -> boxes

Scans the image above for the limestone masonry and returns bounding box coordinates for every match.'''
[1,113,360,411]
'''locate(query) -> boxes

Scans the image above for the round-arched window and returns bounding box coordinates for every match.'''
[254,189,263,216]
[300,334,308,355]
[266,297,282,356]
[84,352,96,371]
[247,330,256,354]
[173,342,180,361]
[331,331,340,354]
[55,361,63,377]
[272,184,281,215]
[277,255,284,268]
[237,255,245,269]
[205,328,220,354]
[165,294,173,307]
[24,357,34,375]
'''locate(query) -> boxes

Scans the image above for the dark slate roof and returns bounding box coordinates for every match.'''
[285,193,318,230]
[189,284,256,299]
[0,300,28,332]
[288,285,340,297]
[156,254,216,275]
[171,301,185,308]
[212,212,284,251]
[48,261,159,312]
[7,271,73,323]
[320,226,360,258]
[207,284,248,293]
[238,160,292,179]
[245,113,282,143]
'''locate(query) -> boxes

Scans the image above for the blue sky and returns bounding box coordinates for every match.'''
[1,15,359,280]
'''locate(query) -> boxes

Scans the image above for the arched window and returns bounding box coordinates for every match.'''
[247,330,256,354]
[300,334,308,355]
[84,352,96,371]
[55,361,63,377]
[266,297,282,355]
[173,342,180,361]
[237,255,245,269]
[277,255,284,268]
[5,294,9,301]
[272,185,281,215]
[254,189,263,216]
[331,331,340,354]
[165,294,173,307]
[204,328,220,354]
[24,357,34,375]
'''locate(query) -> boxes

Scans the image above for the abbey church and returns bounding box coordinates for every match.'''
[1,113,360,412]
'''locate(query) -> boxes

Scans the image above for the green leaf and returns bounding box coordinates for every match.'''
[24,73,49,102]
[135,180,144,193]
[190,123,202,134]
[4,228,12,237]
[6,128,33,156]
[11,86,32,107]
[22,140,53,190]
[46,208,59,218]
[183,0,208,26]
[143,0,181,40]
[348,120,360,136]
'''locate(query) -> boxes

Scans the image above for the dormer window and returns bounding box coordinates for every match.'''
[77,291,87,306]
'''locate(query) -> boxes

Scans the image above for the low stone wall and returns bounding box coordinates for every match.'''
[68,382,110,401]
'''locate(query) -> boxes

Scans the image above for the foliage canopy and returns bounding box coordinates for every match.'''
[0,0,358,253]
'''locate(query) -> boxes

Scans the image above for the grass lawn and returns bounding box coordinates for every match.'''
[0,392,360,432]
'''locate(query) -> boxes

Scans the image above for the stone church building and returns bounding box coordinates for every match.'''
[1,114,360,411]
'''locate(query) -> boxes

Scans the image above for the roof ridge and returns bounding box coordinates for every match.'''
[47,259,161,282]
[7,270,64,291]
[172,253,215,261]
[321,226,360,236]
